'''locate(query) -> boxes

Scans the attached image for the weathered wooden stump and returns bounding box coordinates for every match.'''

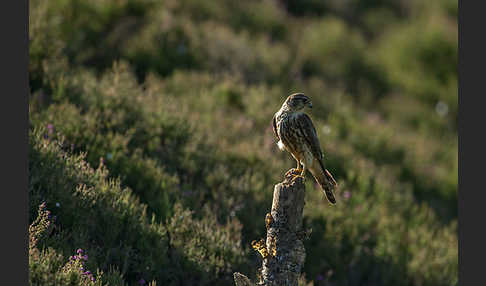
[234,174,307,286]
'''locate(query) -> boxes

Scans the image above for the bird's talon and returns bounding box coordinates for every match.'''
[285,168,297,177]
[291,174,305,183]
[285,168,302,178]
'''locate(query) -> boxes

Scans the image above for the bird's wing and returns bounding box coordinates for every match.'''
[272,113,279,140]
[297,113,323,160]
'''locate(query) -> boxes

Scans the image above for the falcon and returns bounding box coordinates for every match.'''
[272,93,338,204]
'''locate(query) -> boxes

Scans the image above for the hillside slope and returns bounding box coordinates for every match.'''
[29,0,457,285]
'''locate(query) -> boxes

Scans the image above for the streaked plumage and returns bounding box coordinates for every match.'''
[272,93,337,204]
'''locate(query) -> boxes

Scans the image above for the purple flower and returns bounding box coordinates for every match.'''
[316,274,324,281]
[343,191,351,200]
[83,271,91,275]
[83,255,88,260]
[47,124,54,135]
[76,248,83,254]
[138,278,146,285]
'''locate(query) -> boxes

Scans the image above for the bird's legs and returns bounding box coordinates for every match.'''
[285,159,302,178]
[291,162,307,182]
[290,155,312,182]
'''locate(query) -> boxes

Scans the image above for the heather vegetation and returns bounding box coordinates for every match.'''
[29,0,457,285]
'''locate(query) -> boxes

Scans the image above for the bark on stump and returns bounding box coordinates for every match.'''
[261,176,306,286]
[234,175,307,286]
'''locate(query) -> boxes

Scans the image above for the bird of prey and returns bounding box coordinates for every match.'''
[272,93,338,204]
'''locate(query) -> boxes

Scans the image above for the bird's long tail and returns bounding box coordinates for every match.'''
[309,159,337,204]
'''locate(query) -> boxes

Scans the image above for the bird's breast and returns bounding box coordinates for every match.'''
[276,112,302,153]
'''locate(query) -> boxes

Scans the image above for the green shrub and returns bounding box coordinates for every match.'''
[296,17,389,98]
[29,129,252,285]
[29,202,109,285]
[371,11,457,127]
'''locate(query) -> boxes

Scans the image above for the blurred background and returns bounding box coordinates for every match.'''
[28,0,457,285]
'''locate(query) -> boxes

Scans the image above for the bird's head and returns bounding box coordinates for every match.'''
[282,93,312,112]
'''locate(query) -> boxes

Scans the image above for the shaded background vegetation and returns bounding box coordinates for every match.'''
[28,0,457,285]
